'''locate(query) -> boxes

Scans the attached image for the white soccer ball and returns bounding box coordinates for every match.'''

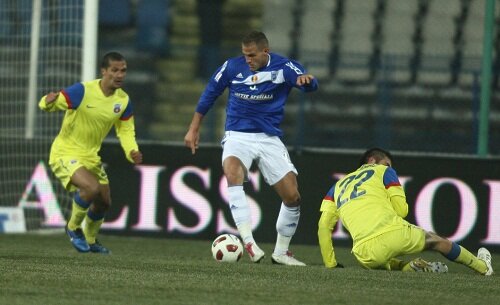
[211,234,244,263]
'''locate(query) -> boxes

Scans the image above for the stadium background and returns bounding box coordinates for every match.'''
[0,0,499,252]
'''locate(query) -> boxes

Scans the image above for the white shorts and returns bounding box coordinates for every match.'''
[221,131,298,185]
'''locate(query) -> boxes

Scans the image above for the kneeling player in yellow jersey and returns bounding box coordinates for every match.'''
[39,52,143,254]
[318,148,493,275]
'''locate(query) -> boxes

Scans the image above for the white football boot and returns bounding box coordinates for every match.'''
[271,251,306,266]
[245,242,265,263]
[478,247,494,276]
[409,258,448,273]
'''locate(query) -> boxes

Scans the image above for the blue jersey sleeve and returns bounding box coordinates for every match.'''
[196,60,232,115]
[383,167,402,189]
[282,60,318,92]
[61,82,85,109]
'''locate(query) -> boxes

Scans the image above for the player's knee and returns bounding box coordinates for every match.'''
[223,167,245,185]
[425,231,450,251]
[79,183,100,201]
[283,192,301,207]
[225,173,244,186]
[223,158,246,185]
[424,231,437,248]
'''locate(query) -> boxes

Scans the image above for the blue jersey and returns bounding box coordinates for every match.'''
[195,53,318,136]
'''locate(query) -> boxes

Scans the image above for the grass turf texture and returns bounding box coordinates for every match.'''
[0,234,498,305]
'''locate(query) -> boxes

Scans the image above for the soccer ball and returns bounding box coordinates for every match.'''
[211,234,244,263]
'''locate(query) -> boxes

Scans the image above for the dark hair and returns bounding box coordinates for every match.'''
[359,147,393,167]
[242,31,269,49]
[100,52,125,68]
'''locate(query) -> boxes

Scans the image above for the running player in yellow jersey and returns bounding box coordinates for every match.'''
[318,148,493,275]
[39,52,143,254]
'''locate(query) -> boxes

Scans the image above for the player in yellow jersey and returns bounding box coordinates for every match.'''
[39,52,143,254]
[318,148,493,275]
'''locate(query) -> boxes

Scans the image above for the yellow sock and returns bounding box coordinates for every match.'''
[401,263,415,272]
[83,211,104,244]
[388,258,408,271]
[67,202,88,231]
[452,245,488,274]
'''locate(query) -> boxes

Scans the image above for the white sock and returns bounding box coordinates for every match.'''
[228,185,254,244]
[237,222,254,245]
[274,203,300,255]
[274,234,292,256]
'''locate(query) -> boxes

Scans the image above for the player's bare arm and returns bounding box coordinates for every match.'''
[296,74,315,86]
[184,112,204,155]
[130,150,143,164]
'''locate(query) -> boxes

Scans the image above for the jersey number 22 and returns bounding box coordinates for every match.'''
[336,169,374,208]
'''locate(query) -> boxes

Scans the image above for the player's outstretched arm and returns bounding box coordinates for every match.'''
[38,91,63,111]
[318,210,341,268]
[184,112,204,155]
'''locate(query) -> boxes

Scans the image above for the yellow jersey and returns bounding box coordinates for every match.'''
[39,79,138,163]
[320,164,407,248]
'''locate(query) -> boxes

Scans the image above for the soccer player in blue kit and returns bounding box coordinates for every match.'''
[185,31,318,265]
[39,52,143,254]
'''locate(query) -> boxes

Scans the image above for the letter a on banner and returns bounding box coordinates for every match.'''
[18,161,65,226]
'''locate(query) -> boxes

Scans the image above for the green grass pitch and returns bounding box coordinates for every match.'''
[0,233,499,305]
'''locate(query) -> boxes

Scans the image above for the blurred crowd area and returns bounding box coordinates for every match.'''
[4,0,499,155]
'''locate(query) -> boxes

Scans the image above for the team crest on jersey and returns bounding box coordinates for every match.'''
[113,104,122,113]
[251,75,258,83]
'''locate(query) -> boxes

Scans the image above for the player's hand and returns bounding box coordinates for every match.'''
[296,74,315,86]
[45,92,60,105]
[184,129,200,155]
[130,150,143,164]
